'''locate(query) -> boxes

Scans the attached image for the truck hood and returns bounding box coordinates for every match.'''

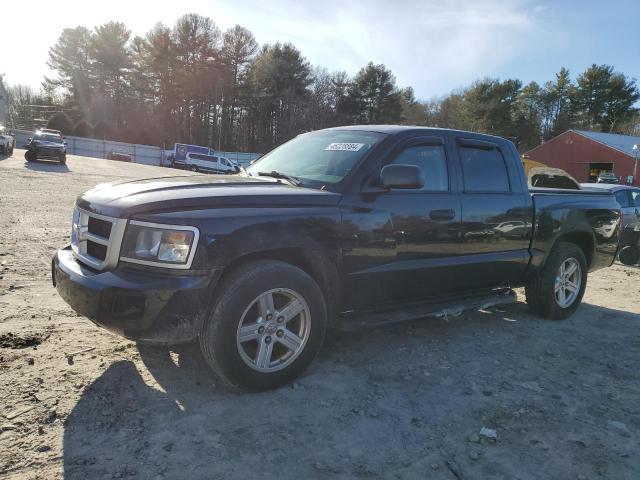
[76,174,341,217]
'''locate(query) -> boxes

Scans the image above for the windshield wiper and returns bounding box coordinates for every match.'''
[256,171,302,186]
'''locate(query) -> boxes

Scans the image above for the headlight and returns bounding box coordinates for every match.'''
[120,221,199,268]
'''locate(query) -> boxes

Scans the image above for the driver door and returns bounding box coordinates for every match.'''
[341,135,462,309]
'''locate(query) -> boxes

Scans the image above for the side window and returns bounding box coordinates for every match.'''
[459,146,510,193]
[631,190,640,207]
[615,190,630,208]
[391,144,448,191]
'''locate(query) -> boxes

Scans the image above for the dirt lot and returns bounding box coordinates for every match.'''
[1,150,639,480]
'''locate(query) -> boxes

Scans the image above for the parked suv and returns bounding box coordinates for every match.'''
[25,130,67,164]
[52,126,621,390]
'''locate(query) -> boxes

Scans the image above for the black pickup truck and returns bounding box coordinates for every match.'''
[52,126,621,390]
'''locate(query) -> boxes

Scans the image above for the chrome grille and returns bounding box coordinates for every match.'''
[71,208,127,270]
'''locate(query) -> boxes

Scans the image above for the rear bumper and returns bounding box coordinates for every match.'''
[52,247,220,344]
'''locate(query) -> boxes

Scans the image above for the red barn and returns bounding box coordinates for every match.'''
[525,130,640,186]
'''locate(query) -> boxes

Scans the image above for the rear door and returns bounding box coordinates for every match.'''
[454,137,531,291]
[618,188,640,247]
[615,189,632,226]
[626,189,640,225]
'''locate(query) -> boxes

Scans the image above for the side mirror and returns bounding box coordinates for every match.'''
[380,164,424,189]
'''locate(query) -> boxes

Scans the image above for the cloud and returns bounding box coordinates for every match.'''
[5,0,548,99]
[213,0,548,98]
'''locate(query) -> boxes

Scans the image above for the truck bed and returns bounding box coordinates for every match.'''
[530,186,614,195]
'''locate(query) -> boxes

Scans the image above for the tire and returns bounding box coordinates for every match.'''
[59,154,67,165]
[8,144,13,155]
[619,245,640,266]
[0,144,5,155]
[190,165,198,172]
[25,150,36,162]
[199,260,327,391]
[525,241,587,320]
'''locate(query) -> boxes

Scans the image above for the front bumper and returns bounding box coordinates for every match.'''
[52,247,220,344]
[35,147,65,158]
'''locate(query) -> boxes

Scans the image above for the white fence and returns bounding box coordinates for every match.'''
[12,129,261,167]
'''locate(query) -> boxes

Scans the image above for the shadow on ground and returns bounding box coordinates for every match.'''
[62,302,640,479]
[24,159,70,173]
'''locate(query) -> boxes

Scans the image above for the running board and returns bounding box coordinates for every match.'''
[339,289,517,331]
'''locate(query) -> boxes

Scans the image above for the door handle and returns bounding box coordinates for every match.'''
[429,209,456,221]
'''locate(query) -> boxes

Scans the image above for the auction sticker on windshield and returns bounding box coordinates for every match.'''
[325,143,364,151]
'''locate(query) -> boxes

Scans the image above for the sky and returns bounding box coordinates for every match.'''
[3,0,639,100]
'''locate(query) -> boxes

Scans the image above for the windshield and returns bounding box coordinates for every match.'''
[36,134,63,143]
[246,130,386,186]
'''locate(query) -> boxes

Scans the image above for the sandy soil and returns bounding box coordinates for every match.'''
[1,149,639,480]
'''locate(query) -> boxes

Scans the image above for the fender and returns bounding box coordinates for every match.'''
[528,193,620,277]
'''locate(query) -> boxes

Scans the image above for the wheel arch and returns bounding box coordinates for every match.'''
[552,231,594,268]
[217,247,343,327]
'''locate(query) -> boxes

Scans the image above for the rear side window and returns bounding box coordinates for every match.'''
[459,146,510,193]
[391,144,448,191]
[191,153,216,162]
[631,190,640,207]
[615,190,630,208]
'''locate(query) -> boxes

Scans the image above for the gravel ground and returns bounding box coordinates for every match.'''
[1,149,640,480]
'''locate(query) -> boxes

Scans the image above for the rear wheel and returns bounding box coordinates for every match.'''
[199,260,327,390]
[525,241,587,319]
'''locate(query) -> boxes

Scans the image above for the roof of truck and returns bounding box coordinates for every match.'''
[325,125,509,141]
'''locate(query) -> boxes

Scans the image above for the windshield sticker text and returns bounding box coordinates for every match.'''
[325,143,364,152]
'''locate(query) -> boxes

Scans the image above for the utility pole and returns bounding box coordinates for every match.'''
[633,144,639,186]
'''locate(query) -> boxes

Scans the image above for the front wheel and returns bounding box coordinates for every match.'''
[25,150,36,162]
[59,154,67,165]
[525,241,587,319]
[199,260,327,390]
[190,165,198,172]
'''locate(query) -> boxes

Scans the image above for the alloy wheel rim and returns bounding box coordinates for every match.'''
[554,258,581,308]
[236,288,311,373]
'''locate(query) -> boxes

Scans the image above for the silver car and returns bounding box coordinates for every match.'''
[582,183,640,263]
